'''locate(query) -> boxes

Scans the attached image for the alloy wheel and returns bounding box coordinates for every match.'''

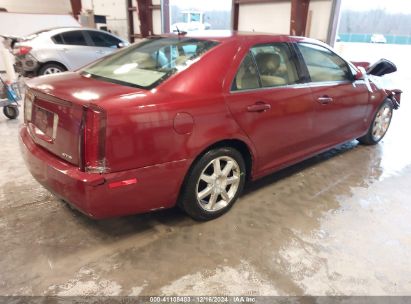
[372,104,392,141]
[44,67,62,74]
[196,156,241,212]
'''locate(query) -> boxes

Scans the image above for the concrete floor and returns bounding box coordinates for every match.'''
[1,43,411,296]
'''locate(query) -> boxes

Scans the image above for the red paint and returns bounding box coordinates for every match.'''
[19,32,396,219]
[173,112,194,135]
[109,178,137,189]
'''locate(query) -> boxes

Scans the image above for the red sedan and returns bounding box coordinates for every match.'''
[19,32,400,221]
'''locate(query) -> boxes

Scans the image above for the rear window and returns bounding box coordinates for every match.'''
[81,37,219,89]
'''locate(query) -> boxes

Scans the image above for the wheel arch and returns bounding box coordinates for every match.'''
[176,137,255,210]
[38,61,68,75]
[197,139,254,182]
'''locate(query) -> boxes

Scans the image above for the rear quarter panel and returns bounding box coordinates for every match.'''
[102,39,257,174]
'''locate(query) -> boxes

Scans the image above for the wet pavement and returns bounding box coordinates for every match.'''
[1,43,411,296]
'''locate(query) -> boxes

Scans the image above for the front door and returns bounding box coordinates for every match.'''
[295,43,370,149]
[225,43,317,175]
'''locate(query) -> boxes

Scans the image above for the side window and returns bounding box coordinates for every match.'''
[88,31,121,48]
[52,34,64,44]
[59,31,88,46]
[232,52,260,91]
[251,43,299,87]
[297,43,352,82]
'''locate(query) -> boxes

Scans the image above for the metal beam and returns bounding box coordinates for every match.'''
[127,0,162,42]
[137,0,152,38]
[126,0,135,42]
[70,0,82,19]
[327,0,342,46]
[232,0,239,30]
[290,0,310,36]
[162,0,170,33]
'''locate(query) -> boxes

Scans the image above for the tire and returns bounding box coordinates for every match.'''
[358,99,393,145]
[3,106,19,119]
[179,147,246,221]
[38,63,67,75]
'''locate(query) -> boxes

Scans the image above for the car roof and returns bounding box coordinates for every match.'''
[28,27,116,37]
[160,30,325,45]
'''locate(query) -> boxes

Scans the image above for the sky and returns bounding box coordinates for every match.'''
[342,0,411,14]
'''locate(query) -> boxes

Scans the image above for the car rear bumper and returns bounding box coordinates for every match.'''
[19,125,190,219]
[14,54,40,75]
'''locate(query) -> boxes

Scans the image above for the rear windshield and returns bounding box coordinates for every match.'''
[82,37,219,89]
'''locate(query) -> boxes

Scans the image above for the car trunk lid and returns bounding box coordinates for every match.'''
[25,72,141,168]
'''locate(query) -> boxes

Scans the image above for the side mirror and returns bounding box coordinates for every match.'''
[117,42,125,49]
[367,58,397,77]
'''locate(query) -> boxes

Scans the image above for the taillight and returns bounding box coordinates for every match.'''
[24,89,34,122]
[81,105,107,173]
[14,46,32,56]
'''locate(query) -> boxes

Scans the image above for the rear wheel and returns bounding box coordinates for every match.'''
[358,99,393,145]
[38,63,67,75]
[179,147,246,221]
[3,106,19,119]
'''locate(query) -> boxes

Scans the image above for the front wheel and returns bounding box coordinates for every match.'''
[179,147,246,221]
[3,106,19,119]
[358,99,393,145]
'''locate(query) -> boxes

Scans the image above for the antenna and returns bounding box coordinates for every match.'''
[173,26,187,36]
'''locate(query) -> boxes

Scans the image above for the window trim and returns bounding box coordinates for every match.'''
[294,42,355,84]
[230,42,305,93]
[230,82,311,94]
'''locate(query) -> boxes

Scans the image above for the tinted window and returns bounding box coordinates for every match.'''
[251,43,299,87]
[59,31,88,46]
[298,43,352,82]
[52,34,64,44]
[83,37,218,89]
[88,31,121,48]
[232,53,260,91]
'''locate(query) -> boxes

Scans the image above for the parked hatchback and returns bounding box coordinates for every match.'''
[13,27,128,76]
[19,32,400,221]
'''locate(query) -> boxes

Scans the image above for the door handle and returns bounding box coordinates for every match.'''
[317,96,333,104]
[247,102,271,112]
[96,50,106,54]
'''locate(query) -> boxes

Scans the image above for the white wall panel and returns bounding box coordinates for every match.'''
[0,0,71,14]
[307,0,332,42]
[238,2,291,35]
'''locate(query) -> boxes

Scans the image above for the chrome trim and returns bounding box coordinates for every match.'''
[230,82,310,94]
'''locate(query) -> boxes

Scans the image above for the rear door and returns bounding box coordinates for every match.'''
[52,30,96,70]
[295,42,370,148]
[225,42,317,174]
[84,30,122,60]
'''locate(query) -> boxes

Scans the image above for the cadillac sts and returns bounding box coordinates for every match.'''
[19,31,401,221]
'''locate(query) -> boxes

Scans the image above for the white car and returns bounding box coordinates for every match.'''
[370,34,387,44]
[13,27,129,76]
